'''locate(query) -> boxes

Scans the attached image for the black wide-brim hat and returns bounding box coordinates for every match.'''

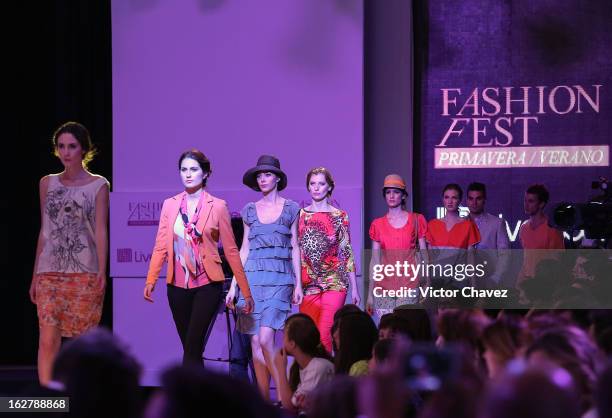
[242,155,288,191]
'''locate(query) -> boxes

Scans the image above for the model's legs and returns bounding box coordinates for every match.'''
[167,285,193,353]
[300,293,325,350]
[38,325,62,385]
[258,326,280,395]
[318,290,347,353]
[183,282,223,366]
[251,333,271,399]
[300,292,322,326]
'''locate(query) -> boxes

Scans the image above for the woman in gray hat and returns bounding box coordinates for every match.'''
[225,155,303,400]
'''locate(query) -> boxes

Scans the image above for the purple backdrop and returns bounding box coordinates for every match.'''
[416,0,611,245]
[111,0,363,384]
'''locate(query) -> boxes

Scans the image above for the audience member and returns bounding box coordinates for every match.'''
[307,375,359,418]
[334,311,378,376]
[145,365,280,418]
[526,326,604,414]
[52,327,142,418]
[479,365,581,418]
[481,315,530,378]
[273,313,334,414]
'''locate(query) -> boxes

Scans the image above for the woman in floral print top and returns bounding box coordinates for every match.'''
[298,167,360,353]
[299,208,354,293]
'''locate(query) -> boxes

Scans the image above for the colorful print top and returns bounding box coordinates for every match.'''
[171,214,211,289]
[37,174,110,274]
[298,209,355,295]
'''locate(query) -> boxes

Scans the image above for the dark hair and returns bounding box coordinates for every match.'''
[306,167,335,197]
[480,367,581,418]
[372,338,394,364]
[392,308,434,342]
[52,121,96,167]
[526,326,602,413]
[52,328,142,418]
[286,313,327,358]
[526,184,550,204]
[159,365,279,418]
[335,312,378,374]
[333,304,362,323]
[437,309,490,361]
[467,182,487,199]
[285,314,331,392]
[307,376,358,418]
[442,183,463,201]
[331,304,363,352]
[378,313,397,331]
[481,315,529,363]
[378,313,415,340]
[178,149,212,187]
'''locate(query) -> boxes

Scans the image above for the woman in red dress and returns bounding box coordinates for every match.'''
[426,184,480,290]
[366,174,428,316]
[298,167,360,353]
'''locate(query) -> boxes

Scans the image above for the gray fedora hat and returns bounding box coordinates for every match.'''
[242,155,288,191]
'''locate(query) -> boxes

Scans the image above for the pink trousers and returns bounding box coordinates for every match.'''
[300,290,346,353]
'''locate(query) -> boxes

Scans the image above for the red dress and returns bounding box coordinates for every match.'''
[369,213,427,290]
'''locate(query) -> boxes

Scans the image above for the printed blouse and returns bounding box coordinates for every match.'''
[298,209,355,295]
[37,174,109,274]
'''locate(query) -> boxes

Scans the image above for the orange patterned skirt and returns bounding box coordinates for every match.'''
[36,273,105,338]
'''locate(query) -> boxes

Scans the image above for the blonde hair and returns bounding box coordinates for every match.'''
[306,167,335,197]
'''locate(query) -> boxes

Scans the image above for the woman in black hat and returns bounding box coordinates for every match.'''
[226,155,303,400]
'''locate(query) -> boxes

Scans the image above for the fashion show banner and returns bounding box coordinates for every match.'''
[416,0,611,243]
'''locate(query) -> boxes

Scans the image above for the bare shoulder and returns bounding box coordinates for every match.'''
[91,173,110,184]
[39,174,54,187]
[38,176,51,204]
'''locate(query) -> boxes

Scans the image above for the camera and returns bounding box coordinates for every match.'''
[552,177,612,242]
[403,343,460,391]
[592,177,610,196]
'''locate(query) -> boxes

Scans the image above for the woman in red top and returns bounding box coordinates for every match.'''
[366,174,428,316]
[298,167,360,353]
[426,183,480,250]
[426,184,480,289]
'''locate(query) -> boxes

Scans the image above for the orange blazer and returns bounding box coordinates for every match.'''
[145,191,251,298]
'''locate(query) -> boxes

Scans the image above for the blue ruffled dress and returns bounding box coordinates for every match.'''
[236,200,300,334]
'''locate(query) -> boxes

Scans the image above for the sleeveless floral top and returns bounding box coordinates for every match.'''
[36,174,109,274]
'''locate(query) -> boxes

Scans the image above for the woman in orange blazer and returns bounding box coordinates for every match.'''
[143,149,253,365]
